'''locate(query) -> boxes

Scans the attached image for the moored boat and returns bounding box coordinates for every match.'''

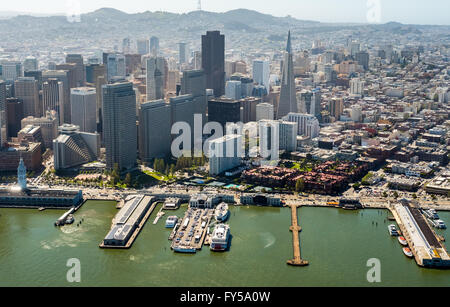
[398,236,408,246]
[165,216,178,228]
[430,219,447,229]
[403,247,413,258]
[214,203,230,222]
[210,224,230,252]
[388,224,399,236]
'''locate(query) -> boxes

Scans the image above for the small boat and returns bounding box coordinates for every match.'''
[403,247,413,258]
[65,214,75,225]
[38,207,46,211]
[398,236,408,246]
[388,224,399,236]
[430,219,447,229]
[165,216,178,228]
[424,209,439,220]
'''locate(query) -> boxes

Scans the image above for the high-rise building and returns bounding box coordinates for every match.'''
[23,56,38,72]
[179,42,189,64]
[208,134,242,176]
[328,98,343,120]
[70,87,97,133]
[225,80,242,100]
[180,70,207,121]
[138,100,172,161]
[105,53,126,81]
[252,60,270,91]
[256,103,274,121]
[24,70,43,90]
[282,113,320,138]
[277,31,297,118]
[1,61,22,82]
[202,31,225,97]
[259,119,297,153]
[355,51,369,71]
[14,77,40,118]
[66,54,86,87]
[350,78,364,97]
[137,39,150,55]
[299,89,321,120]
[6,98,24,138]
[150,36,160,56]
[43,70,72,123]
[240,97,260,123]
[0,81,6,146]
[102,82,137,170]
[208,98,241,130]
[146,56,166,100]
[351,105,362,122]
[193,51,202,70]
[42,78,64,124]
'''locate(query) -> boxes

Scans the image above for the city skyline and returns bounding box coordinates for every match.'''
[0,0,449,25]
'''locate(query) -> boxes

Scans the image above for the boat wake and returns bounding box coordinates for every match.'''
[260,232,276,249]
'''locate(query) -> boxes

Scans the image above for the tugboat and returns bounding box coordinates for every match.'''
[398,236,408,246]
[65,214,75,225]
[403,247,413,258]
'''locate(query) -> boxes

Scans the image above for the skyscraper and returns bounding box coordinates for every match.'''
[42,78,64,124]
[138,100,172,162]
[277,31,297,119]
[252,60,270,91]
[14,77,40,118]
[202,31,225,97]
[146,56,166,100]
[106,53,126,81]
[150,36,160,56]
[179,42,189,64]
[102,82,137,170]
[137,39,150,55]
[23,56,38,72]
[70,87,97,133]
[180,70,207,120]
[0,81,6,146]
[225,80,242,100]
[1,61,22,82]
[66,54,86,87]
[6,98,24,138]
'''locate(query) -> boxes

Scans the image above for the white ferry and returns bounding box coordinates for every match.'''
[173,246,196,253]
[388,224,399,236]
[210,224,230,252]
[214,202,230,222]
[165,216,178,228]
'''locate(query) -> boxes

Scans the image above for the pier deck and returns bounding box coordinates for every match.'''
[287,204,309,267]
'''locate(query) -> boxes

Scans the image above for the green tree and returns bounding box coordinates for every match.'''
[295,178,305,193]
[124,173,132,187]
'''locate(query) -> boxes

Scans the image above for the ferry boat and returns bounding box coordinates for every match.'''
[388,224,399,236]
[430,219,447,229]
[214,203,230,222]
[424,209,439,220]
[210,224,230,252]
[398,236,408,246]
[165,216,178,228]
[403,247,413,258]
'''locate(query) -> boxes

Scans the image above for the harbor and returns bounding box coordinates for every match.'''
[1,201,450,286]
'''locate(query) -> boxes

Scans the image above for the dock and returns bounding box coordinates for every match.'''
[287,204,309,267]
[390,202,450,268]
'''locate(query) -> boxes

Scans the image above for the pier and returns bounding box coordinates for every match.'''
[390,202,450,268]
[287,204,309,267]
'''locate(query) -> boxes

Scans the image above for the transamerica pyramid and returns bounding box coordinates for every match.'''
[277,31,297,118]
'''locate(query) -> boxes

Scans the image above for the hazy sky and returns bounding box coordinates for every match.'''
[2,0,449,25]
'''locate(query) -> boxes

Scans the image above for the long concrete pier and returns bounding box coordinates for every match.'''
[287,204,309,266]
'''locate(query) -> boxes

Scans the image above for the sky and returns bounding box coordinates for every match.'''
[1,0,449,25]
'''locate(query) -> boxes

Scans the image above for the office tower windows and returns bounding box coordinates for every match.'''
[137,39,150,55]
[102,82,137,170]
[42,78,64,124]
[14,77,40,118]
[66,54,86,87]
[202,31,225,97]
[146,57,166,101]
[150,36,159,56]
[70,87,97,133]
